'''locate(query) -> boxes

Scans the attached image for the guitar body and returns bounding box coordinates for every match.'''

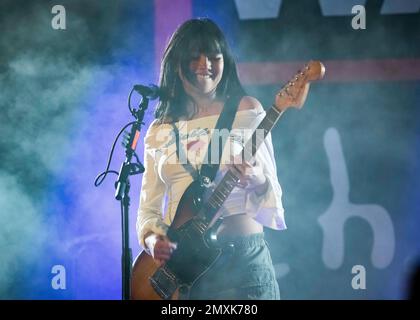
[131,251,180,300]
[130,181,222,300]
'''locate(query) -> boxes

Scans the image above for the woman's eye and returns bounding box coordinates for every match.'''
[189,54,222,63]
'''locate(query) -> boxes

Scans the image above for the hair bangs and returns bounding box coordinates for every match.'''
[180,33,223,62]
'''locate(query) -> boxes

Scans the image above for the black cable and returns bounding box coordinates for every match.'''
[95,86,146,187]
[94,121,136,187]
[128,87,137,115]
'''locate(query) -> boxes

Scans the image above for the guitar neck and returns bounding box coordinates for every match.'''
[202,106,285,225]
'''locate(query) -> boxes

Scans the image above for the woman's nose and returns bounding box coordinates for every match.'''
[197,54,210,69]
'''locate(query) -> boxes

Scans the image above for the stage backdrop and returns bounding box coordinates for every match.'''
[0,0,419,299]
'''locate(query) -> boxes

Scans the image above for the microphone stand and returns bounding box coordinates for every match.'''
[114,96,148,300]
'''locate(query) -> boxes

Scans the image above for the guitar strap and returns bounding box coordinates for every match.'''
[172,94,243,185]
[170,95,242,300]
[199,93,243,184]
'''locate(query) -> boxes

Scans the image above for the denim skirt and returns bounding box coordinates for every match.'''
[188,233,280,300]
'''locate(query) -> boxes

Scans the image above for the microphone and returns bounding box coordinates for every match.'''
[133,84,160,100]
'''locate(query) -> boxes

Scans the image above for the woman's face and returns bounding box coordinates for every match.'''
[180,52,224,97]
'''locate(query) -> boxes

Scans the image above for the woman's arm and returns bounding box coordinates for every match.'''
[136,121,177,262]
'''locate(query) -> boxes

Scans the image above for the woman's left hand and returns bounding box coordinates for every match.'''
[228,155,268,195]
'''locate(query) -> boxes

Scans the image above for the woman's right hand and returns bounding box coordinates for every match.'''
[144,233,177,266]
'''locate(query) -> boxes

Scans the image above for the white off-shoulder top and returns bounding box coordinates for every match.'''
[136,108,286,248]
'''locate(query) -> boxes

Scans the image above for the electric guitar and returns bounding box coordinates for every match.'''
[130,60,325,300]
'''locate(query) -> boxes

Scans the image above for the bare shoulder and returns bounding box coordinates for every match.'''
[237,96,264,113]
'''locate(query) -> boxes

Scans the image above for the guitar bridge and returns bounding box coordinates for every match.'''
[149,265,178,300]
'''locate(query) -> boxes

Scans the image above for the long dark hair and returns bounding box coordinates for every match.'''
[155,18,246,123]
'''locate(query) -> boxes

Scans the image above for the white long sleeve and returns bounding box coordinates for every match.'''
[136,120,169,248]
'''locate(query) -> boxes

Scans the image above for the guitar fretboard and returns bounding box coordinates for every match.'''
[202,106,284,225]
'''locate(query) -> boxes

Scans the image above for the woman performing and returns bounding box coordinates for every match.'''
[136,18,286,300]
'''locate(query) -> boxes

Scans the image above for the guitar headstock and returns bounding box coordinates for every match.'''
[274,60,325,112]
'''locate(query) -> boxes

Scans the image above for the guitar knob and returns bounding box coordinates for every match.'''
[194,196,202,208]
